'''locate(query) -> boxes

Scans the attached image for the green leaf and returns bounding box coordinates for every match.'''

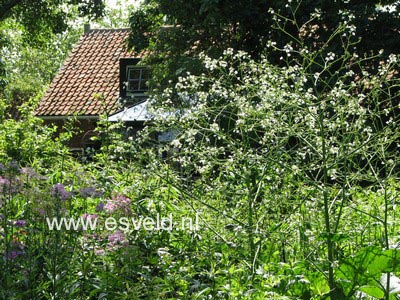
[359,285,384,299]
[340,247,400,279]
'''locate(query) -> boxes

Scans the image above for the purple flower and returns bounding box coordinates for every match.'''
[95,201,105,212]
[79,187,103,198]
[4,250,24,260]
[95,248,106,256]
[0,176,10,193]
[104,201,118,213]
[21,167,40,179]
[14,220,26,227]
[81,213,99,220]
[107,230,128,250]
[7,160,21,174]
[0,176,21,194]
[51,183,71,200]
[104,194,131,215]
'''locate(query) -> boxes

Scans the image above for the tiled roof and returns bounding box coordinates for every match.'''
[35,28,139,117]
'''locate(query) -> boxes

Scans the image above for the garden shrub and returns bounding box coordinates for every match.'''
[0,19,399,300]
[139,33,399,298]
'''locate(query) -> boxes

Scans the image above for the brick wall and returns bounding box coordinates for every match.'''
[43,118,98,150]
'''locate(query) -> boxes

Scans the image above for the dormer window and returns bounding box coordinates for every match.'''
[126,66,149,94]
[119,58,149,103]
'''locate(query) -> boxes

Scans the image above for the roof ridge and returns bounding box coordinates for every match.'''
[86,28,131,33]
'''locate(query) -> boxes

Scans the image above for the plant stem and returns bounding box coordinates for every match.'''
[319,108,339,300]
[384,181,389,300]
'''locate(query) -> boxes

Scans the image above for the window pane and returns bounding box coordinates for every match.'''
[128,69,141,80]
[126,67,150,93]
[128,81,139,91]
[139,79,148,91]
[141,69,150,80]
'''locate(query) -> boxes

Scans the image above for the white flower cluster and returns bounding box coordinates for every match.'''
[149,45,398,188]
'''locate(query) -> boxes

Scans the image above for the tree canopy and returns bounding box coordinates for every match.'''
[128,0,400,89]
[0,0,106,115]
[0,0,104,37]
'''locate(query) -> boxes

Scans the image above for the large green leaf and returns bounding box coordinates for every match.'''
[359,285,384,299]
[338,246,400,280]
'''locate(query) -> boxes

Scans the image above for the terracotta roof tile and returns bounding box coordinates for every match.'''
[35,28,140,117]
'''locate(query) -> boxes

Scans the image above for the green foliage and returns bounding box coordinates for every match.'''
[0,2,399,299]
[0,97,72,167]
[0,18,81,117]
[0,0,102,110]
[138,25,399,298]
[129,0,400,91]
[0,0,105,40]
[94,0,137,28]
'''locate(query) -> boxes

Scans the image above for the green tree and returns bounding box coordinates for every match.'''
[0,0,104,37]
[0,24,81,121]
[0,0,106,101]
[128,0,400,91]
[95,0,137,28]
[0,19,82,118]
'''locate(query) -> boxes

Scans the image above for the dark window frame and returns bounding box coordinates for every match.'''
[119,58,149,100]
[126,66,149,93]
